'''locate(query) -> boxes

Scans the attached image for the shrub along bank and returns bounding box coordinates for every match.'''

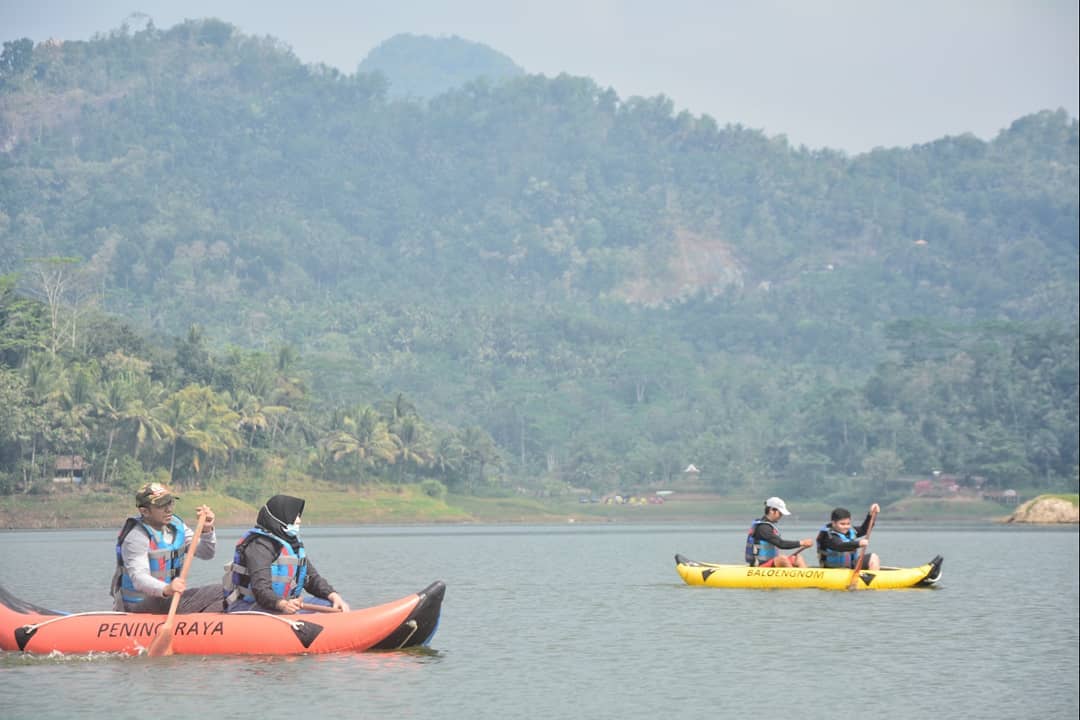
[0,486,1029,529]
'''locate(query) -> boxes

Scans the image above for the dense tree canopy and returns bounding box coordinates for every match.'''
[0,20,1076,501]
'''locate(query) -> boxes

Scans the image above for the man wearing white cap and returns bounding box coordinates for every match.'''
[744,496,814,568]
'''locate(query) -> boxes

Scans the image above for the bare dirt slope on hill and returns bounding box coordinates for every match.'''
[1006,495,1080,524]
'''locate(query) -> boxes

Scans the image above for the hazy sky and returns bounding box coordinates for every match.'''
[3,0,1077,153]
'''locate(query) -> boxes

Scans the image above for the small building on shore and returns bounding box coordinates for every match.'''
[53,455,86,485]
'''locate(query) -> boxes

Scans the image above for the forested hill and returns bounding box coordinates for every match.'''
[0,20,1077,501]
[357,33,524,99]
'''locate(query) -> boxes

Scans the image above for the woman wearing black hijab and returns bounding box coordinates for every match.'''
[224,495,350,613]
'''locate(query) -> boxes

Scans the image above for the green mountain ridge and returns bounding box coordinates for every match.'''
[0,20,1077,501]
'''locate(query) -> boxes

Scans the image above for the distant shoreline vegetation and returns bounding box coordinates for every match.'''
[3,487,1075,530]
[0,21,1077,509]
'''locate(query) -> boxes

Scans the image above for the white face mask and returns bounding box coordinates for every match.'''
[265,504,302,537]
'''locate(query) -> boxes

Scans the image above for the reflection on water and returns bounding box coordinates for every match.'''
[2,524,1077,720]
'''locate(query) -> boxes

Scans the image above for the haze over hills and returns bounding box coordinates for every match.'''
[358,33,524,99]
[0,20,1077,501]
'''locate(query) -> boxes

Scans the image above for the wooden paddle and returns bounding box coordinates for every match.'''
[847,507,878,590]
[300,601,343,614]
[147,511,207,657]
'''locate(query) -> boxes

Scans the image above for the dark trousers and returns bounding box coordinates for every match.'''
[121,584,225,614]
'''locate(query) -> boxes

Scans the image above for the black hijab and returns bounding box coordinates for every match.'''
[257,495,305,551]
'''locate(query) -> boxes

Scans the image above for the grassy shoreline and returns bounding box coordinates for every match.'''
[1,486,1053,529]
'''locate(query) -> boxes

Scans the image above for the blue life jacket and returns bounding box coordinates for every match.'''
[223,528,307,611]
[817,523,859,568]
[745,519,779,566]
[111,516,188,606]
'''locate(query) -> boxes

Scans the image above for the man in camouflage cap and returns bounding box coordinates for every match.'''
[111,482,223,613]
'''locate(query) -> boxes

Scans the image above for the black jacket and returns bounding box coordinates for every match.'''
[240,534,337,611]
[752,516,803,550]
[816,513,874,553]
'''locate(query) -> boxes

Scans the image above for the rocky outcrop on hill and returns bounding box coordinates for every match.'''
[1006,496,1079,524]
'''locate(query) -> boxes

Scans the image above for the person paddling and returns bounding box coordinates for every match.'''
[745,496,814,568]
[111,482,223,613]
[223,495,350,614]
[816,504,881,570]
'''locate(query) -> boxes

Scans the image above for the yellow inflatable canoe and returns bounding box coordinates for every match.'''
[674,554,943,590]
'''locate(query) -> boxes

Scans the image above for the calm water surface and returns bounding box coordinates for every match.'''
[2,522,1078,719]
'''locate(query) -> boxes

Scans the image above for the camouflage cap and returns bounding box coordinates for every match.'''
[135,482,178,508]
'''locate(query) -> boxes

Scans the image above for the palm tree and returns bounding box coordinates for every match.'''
[378,393,417,426]
[121,375,168,470]
[19,354,63,491]
[233,391,276,446]
[460,426,502,491]
[94,377,132,486]
[321,406,397,483]
[22,354,60,402]
[431,433,466,490]
[153,389,190,485]
[154,385,240,486]
[54,367,95,448]
[391,415,433,482]
[186,387,241,484]
[180,411,242,481]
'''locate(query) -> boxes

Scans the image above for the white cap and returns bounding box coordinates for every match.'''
[765,496,791,515]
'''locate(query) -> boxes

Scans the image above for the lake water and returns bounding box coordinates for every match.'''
[2,522,1078,719]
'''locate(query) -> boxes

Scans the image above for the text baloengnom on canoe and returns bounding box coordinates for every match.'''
[674,554,942,590]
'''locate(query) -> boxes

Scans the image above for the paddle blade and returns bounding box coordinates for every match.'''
[146,623,175,657]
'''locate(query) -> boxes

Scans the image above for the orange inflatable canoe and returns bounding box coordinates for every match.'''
[0,581,444,656]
